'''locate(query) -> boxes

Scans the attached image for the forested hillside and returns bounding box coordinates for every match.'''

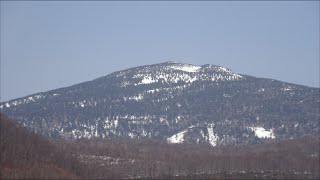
[57,137,319,179]
[0,114,85,179]
[1,114,319,179]
[1,62,319,146]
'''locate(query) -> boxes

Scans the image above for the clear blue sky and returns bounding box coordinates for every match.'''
[1,1,319,101]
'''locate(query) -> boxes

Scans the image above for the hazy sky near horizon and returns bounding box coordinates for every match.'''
[1,1,319,101]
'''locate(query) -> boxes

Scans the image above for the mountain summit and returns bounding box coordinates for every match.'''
[107,62,244,87]
[1,62,319,146]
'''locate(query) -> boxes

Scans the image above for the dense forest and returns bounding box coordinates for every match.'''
[1,113,319,179]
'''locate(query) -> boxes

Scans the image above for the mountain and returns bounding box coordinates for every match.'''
[1,62,319,146]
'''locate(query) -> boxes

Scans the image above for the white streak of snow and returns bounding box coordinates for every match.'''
[114,119,118,128]
[170,64,201,73]
[207,124,218,147]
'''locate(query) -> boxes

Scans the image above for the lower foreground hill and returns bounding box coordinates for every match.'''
[0,114,85,179]
[60,137,320,179]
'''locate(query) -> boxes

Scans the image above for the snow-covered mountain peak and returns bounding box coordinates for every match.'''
[167,63,201,73]
[159,62,238,75]
[116,62,245,87]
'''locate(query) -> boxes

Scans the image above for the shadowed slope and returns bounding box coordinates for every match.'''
[0,113,84,179]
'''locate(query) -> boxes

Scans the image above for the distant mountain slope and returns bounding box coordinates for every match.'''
[1,62,319,146]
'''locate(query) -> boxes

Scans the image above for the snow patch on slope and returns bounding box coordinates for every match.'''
[199,123,218,147]
[217,67,230,72]
[167,125,195,144]
[167,130,187,144]
[141,76,157,84]
[169,64,201,73]
[249,126,275,139]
